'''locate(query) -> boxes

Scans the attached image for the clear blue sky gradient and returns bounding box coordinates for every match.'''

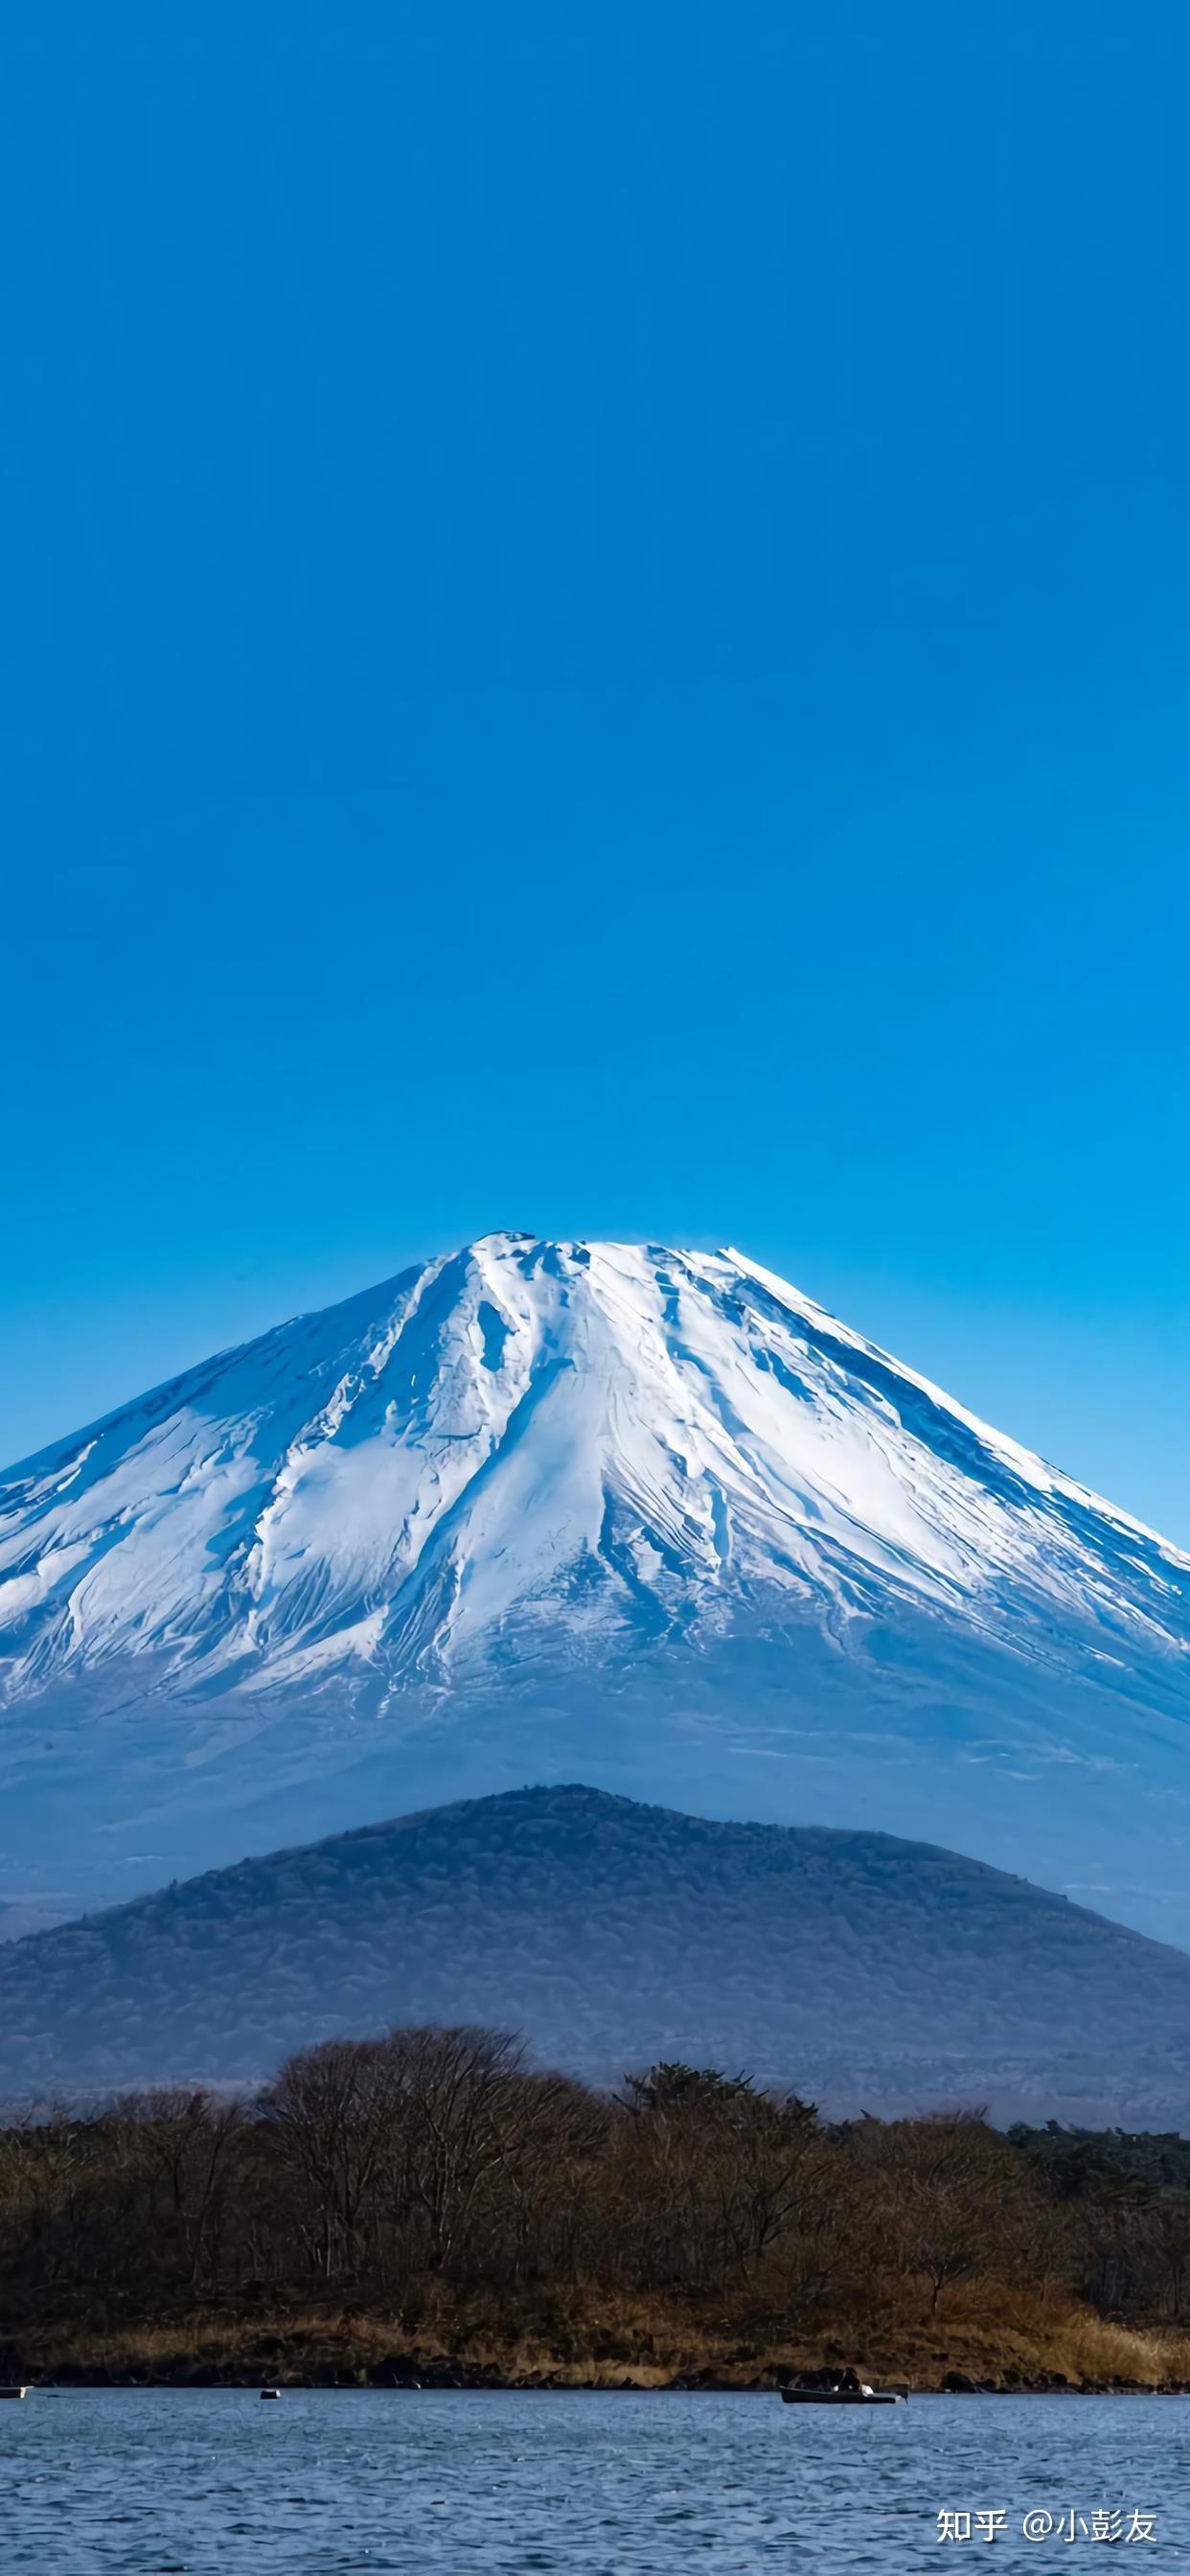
[3,2,1189,1540]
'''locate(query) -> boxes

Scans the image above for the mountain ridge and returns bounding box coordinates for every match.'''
[5,1782,1190,2128]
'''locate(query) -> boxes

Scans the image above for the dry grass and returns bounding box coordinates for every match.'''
[15,2279,1190,2391]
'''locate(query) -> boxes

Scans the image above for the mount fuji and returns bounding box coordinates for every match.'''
[2,1233,1188,1940]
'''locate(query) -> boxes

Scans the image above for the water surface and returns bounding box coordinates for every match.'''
[3,2389,1189,2572]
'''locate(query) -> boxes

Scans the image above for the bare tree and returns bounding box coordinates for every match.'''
[262,2039,395,2279]
[374,2027,560,2277]
[613,2063,819,2291]
[116,2089,245,2291]
[856,2111,1020,2314]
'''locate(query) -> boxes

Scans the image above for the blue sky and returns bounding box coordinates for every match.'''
[3,1,1189,1540]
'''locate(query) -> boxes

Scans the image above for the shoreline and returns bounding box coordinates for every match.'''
[17,2378,1190,2397]
[12,2289,1190,2399]
[16,2359,1190,2397]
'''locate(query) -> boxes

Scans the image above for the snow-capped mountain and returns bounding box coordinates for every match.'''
[2,1234,1189,1939]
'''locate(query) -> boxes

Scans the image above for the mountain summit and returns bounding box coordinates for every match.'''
[2,1234,1188,1934]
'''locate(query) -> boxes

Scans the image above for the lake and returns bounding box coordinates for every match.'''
[3,2389,1190,2571]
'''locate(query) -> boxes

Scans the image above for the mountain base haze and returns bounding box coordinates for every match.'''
[5,1786,1190,2129]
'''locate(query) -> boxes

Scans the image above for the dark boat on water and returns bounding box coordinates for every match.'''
[780,2386,905,2405]
[780,2371,907,2406]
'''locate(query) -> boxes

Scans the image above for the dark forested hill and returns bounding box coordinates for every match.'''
[5,1783,1190,2125]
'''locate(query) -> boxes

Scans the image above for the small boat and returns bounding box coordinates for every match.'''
[0,2387,29,2401]
[781,2380,907,2406]
[260,2388,281,2401]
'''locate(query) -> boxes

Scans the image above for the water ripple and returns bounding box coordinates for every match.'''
[2,2390,1189,2573]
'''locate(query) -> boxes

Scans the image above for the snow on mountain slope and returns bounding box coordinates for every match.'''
[2,1234,1189,1938]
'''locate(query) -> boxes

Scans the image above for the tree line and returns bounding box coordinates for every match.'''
[3,2026,1190,2350]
